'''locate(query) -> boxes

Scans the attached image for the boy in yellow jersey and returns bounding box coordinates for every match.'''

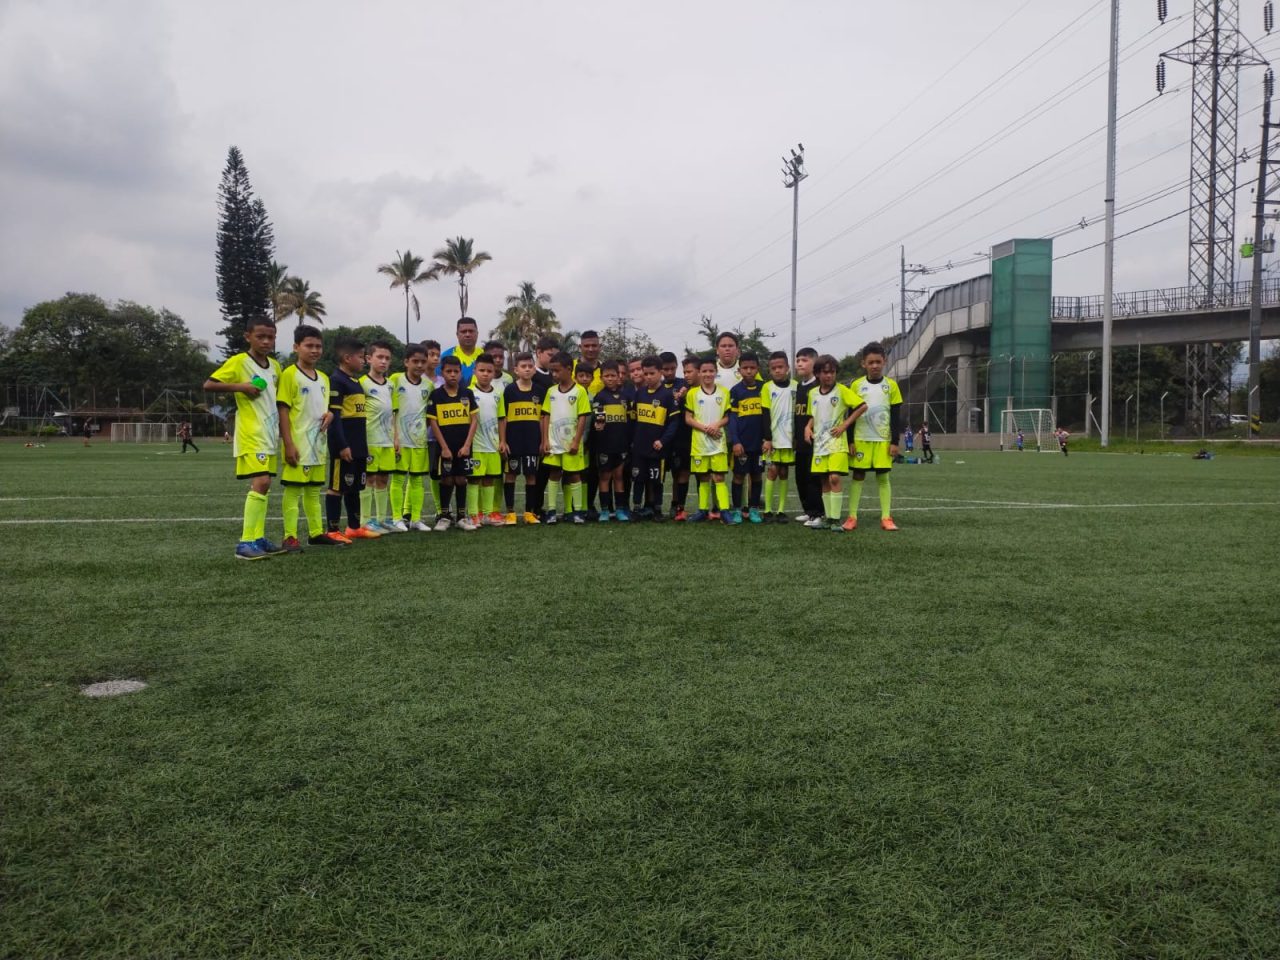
[467,355,507,526]
[803,354,866,531]
[389,343,433,532]
[760,350,797,522]
[427,356,479,532]
[685,356,733,523]
[574,362,600,517]
[203,317,285,560]
[360,340,400,534]
[277,324,343,551]
[540,351,592,524]
[499,352,545,524]
[846,341,904,531]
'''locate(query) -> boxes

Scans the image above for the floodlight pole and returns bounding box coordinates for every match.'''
[1160,390,1170,439]
[782,144,807,361]
[1101,0,1120,447]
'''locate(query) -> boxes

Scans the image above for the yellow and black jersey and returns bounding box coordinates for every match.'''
[426,386,476,452]
[502,382,545,456]
[629,385,679,459]
[328,368,367,459]
[592,387,631,455]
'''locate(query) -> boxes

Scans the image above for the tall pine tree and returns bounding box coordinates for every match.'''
[215,146,275,357]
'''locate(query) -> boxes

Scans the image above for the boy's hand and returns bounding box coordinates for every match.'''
[889,443,899,456]
[732,442,745,457]
[832,422,847,437]
[763,440,773,455]
[594,421,604,432]
[241,382,261,399]
[320,412,333,430]
[540,440,550,455]
[393,438,401,454]
[709,427,722,440]
[804,425,813,443]
[458,443,471,457]
[568,440,580,455]
[339,446,353,462]
[439,445,452,460]
[500,441,510,456]
[284,441,299,467]
[652,440,664,452]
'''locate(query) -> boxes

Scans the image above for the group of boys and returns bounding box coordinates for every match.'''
[206,317,907,560]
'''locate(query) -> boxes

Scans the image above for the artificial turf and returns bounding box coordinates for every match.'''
[2,442,1277,959]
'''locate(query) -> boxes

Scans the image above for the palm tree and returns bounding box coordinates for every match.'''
[432,236,492,318]
[377,250,440,346]
[493,281,558,352]
[559,329,581,356]
[267,261,292,322]
[282,277,326,326]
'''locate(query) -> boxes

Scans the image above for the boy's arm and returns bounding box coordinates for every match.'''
[540,414,550,454]
[277,400,299,466]
[428,419,451,457]
[657,398,679,449]
[834,401,867,436]
[498,416,509,456]
[889,402,903,451]
[327,393,349,455]
[458,411,478,456]
[570,413,589,453]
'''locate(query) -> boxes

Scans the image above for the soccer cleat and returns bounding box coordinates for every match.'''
[545,511,558,525]
[433,515,452,532]
[721,511,735,525]
[281,536,303,554]
[522,511,541,525]
[504,512,517,526]
[775,512,790,524]
[842,515,857,532]
[708,510,721,521]
[385,519,409,533]
[572,512,586,524]
[730,509,744,525]
[345,526,381,539]
[488,511,506,526]
[235,540,269,561]
[456,516,478,531]
[650,509,667,523]
[614,508,631,522]
[326,529,353,544]
[804,516,826,529]
[796,514,811,524]
[881,516,899,531]
[829,518,845,532]
[634,506,654,520]
[309,533,347,546]
[408,520,431,532]
[255,537,287,555]
[363,520,387,534]
[687,509,708,523]
[672,507,688,523]
[598,510,611,522]
[748,508,763,524]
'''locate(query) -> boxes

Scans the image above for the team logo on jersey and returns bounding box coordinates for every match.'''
[344,473,354,486]
[301,386,309,395]
[830,396,838,405]
[855,450,865,461]
[256,452,267,462]
[366,454,374,464]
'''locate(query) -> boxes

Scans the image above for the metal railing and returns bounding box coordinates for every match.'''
[1051,278,1280,321]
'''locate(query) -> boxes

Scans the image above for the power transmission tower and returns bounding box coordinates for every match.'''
[899,246,929,335]
[1159,0,1268,426]
[782,144,807,361]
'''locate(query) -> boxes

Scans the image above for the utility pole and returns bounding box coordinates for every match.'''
[1248,60,1278,439]
[1102,0,1119,447]
[609,316,634,352]
[900,246,929,336]
[782,144,807,361]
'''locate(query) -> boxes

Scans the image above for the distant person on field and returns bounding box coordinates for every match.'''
[203,316,285,561]
[903,424,914,453]
[1016,429,1024,452]
[919,421,934,463]
[1056,427,1070,456]
[178,420,199,454]
[82,417,94,447]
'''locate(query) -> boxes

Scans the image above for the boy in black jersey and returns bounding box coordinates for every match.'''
[727,352,766,524]
[669,355,699,520]
[500,352,546,524]
[426,356,478,532]
[327,336,376,540]
[629,355,679,520]
[592,360,632,521]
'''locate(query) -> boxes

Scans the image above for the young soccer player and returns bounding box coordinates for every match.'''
[422,338,444,518]
[714,331,742,389]
[760,351,796,522]
[499,352,545,524]
[1057,427,1070,456]
[360,340,400,533]
[203,317,286,560]
[668,355,700,520]
[629,356,679,520]
[327,336,377,540]
[592,361,632,521]
[468,355,506,526]
[540,351,592,524]
[277,324,343,550]
[919,420,934,463]
[685,356,733,523]
[793,347,824,522]
[1016,429,1025,452]
[903,424,915,454]
[532,336,558,392]
[574,331,605,395]
[389,343,433,531]
[660,351,685,395]
[727,352,766,523]
[427,356,478,531]
[846,341,903,532]
[803,354,866,531]
[575,361,600,517]
[483,340,514,390]
[178,421,199,454]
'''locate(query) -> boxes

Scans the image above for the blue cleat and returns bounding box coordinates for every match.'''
[721,511,736,525]
[598,510,611,522]
[235,540,269,561]
[614,508,631,522]
[545,511,558,525]
[687,509,709,523]
[748,508,763,524]
[254,537,287,555]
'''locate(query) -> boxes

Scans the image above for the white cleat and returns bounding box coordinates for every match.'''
[386,519,409,533]
[457,516,478,532]
[408,520,431,532]
[433,516,452,532]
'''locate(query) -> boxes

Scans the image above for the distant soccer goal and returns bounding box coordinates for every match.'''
[109,422,177,443]
[1000,408,1056,452]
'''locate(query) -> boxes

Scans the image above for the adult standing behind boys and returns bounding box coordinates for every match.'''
[437,317,486,383]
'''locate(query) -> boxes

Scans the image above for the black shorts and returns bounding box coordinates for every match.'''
[631,458,665,483]
[666,448,690,475]
[596,451,627,471]
[506,453,541,476]
[328,457,367,493]
[430,447,474,480]
[733,452,764,477]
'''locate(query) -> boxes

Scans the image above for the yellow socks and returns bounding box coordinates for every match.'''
[242,490,268,541]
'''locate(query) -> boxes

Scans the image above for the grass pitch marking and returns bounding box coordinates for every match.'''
[80,680,147,697]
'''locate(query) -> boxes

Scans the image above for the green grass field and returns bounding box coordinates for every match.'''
[3,442,1278,959]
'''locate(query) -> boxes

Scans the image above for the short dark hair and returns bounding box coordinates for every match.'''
[698,355,716,369]
[861,341,887,360]
[513,351,534,365]
[335,336,364,356]
[575,362,595,376]
[535,335,560,352]
[483,340,505,352]
[641,355,661,370]
[603,358,624,372]
[739,351,759,365]
[405,343,428,359]
[551,351,574,368]
[796,347,818,360]
[440,355,462,370]
[368,340,393,355]
[474,355,495,368]
[716,331,740,347]
[768,350,789,363]
[457,316,477,329]
[422,339,441,352]
[627,357,643,366]
[245,316,276,333]
[814,354,838,373]
[683,354,701,366]
[659,351,678,365]
[294,324,322,345]
[580,330,599,341]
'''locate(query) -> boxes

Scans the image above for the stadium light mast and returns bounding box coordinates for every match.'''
[782,144,807,361]
[1101,0,1120,447]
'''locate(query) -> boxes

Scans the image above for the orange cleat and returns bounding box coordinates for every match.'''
[327,530,353,544]
[880,517,899,532]
[345,526,381,539]
[842,515,857,532]
[673,507,688,522]
[708,510,721,521]
[504,512,517,526]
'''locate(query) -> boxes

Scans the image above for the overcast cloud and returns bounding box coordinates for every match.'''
[2,0,1276,357]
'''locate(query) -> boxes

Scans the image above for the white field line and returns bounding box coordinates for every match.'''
[896,495,1073,507]
[0,502,1277,525]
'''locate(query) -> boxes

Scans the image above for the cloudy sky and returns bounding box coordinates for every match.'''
[2,0,1277,357]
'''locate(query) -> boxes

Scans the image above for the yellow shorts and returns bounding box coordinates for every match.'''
[544,451,587,473]
[235,452,277,478]
[812,451,849,474]
[280,462,326,485]
[471,452,503,477]
[690,452,729,474]
[764,448,796,465]
[367,446,396,474]
[397,447,429,474]
[850,440,893,471]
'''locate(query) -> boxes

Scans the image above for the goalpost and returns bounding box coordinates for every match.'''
[1000,408,1056,452]
[109,422,178,443]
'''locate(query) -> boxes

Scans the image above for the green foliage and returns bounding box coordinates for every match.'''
[836,354,863,380]
[279,278,326,327]
[314,325,403,371]
[492,281,558,352]
[688,314,773,358]
[0,293,210,405]
[376,250,440,345]
[599,325,658,361]
[214,147,274,357]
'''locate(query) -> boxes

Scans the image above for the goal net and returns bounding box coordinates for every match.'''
[1000,408,1055,452]
[109,422,178,443]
